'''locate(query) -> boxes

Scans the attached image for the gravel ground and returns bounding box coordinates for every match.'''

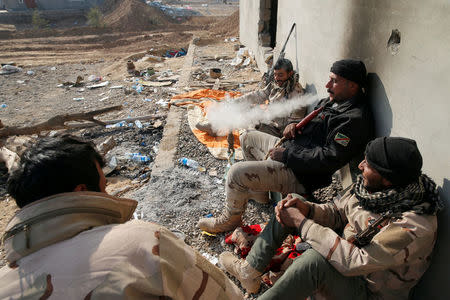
[132,104,343,298]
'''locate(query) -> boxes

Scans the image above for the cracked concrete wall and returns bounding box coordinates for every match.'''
[241,0,450,298]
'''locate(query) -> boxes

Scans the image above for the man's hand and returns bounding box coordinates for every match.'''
[268,147,285,162]
[275,194,310,227]
[278,207,306,228]
[283,123,301,139]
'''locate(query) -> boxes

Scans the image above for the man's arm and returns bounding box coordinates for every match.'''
[233,83,271,105]
[283,115,369,175]
[275,193,347,232]
[298,217,435,276]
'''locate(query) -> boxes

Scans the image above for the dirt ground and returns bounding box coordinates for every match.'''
[0,0,239,260]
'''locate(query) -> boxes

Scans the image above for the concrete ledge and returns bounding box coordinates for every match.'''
[152,40,196,175]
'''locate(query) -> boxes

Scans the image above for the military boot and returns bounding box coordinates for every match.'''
[197,211,242,233]
[195,121,218,137]
[219,251,262,294]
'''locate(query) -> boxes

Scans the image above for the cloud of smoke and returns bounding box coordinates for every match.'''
[206,94,318,132]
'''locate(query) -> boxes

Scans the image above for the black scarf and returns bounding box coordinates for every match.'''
[352,174,444,215]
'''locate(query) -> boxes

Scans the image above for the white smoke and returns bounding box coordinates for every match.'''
[206,94,318,132]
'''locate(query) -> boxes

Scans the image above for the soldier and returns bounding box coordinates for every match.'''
[196,58,306,137]
[219,137,443,299]
[198,59,374,233]
[0,135,242,299]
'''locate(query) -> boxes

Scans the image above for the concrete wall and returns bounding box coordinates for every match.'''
[241,0,450,298]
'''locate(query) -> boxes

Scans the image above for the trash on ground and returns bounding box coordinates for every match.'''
[201,252,219,265]
[155,99,169,107]
[98,136,116,156]
[125,152,151,163]
[105,120,127,128]
[201,231,217,237]
[140,80,173,87]
[0,65,22,75]
[0,104,8,108]
[73,97,84,101]
[153,120,163,128]
[134,120,143,128]
[164,48,187,58]
[110,85,123,89]
[178,157,206,172]
[87,81,109,89]
[88,75,102,82]
[26,70,35,76]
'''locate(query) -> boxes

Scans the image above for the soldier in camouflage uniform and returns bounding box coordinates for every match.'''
[219,137,443,299]
[197,59,373,234]
[196,58,306,137]
[0,135,242,299]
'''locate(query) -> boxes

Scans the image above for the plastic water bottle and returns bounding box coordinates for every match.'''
[125,153,151,163]
[178,157,206,172]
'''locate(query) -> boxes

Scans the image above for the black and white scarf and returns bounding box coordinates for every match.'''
[352,174,444,215]
[269,72,300,100]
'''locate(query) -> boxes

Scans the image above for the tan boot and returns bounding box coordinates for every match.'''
[197,212,242,233]
[195,121,218,137]
[219,251,262,294]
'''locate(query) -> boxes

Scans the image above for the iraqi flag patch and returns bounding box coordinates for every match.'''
[334,132,350,147]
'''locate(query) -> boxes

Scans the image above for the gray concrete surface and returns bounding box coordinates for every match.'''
[152,41,196,175]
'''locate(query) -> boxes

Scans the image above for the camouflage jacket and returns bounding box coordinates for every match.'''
[298,189,437,300]
[236,73,306,133]
[0,192,243,300]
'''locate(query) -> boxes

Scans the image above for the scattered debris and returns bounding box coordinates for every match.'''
[87,81,109,89]
[0,65,22,75]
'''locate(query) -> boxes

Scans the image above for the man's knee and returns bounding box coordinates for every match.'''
[287,249,328,277]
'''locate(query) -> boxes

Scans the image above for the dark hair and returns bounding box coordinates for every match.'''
[274,58,293,72]
[7,135,105,208]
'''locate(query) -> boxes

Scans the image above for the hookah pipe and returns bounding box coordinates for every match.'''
[264,105,325,160]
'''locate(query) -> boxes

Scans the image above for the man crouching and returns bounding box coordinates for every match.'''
[219,137,443,299]
[0,135,242,299]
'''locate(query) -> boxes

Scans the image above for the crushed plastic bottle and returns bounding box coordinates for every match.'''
[178,157,206,172]
[88,75,102,82]
[134,120,143,128]
[105,121,127,128]
[125,153,151,163]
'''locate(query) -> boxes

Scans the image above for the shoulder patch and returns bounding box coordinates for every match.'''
[334,132,350,147]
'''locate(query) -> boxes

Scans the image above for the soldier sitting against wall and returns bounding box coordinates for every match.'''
[198,59,374,234]
[196,58,307,137]
[219,137,443,299]
[0,135,242,299]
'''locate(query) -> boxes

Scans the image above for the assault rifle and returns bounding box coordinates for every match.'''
[350,210,399,248]
[262,23,297,86]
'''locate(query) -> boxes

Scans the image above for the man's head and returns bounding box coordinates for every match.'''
[358,137,423,192]
[326,59,367,102]
[7,135,106,208]
[273,58,294,86]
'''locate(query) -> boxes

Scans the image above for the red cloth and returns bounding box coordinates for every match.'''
[225,224,305,285]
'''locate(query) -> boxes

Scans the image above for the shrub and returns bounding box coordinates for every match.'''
[31,10,48,29]
[87,7,103,28]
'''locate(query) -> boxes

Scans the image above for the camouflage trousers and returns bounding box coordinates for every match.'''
[224,131,305,215]
[247,213,369,300]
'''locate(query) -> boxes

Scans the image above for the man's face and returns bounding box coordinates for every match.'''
[325,72,355,102]
[274,68,293,86]
[95,161,107,194]
[358,158,391,192]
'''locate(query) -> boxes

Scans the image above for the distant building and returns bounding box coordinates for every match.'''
[3,0,105,11]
